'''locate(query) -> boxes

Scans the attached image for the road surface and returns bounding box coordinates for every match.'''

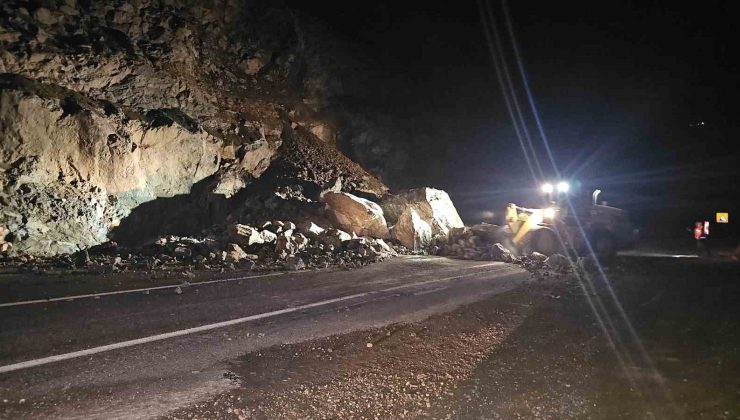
[0,256,528,419]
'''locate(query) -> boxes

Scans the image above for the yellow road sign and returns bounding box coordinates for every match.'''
[716,212,729,223]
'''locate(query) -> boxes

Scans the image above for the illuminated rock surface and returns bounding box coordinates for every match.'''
[0,0,386,255]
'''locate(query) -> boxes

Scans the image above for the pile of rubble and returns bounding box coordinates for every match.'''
[218,220,400,271]
[0,185,595,281]
[0,220,402,274]
[0,185,468,274]
[433,224,513,261]
[433,223,579,278]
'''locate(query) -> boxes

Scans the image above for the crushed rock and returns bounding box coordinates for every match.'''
[0,220,405,275]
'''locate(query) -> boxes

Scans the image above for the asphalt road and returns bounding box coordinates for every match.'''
[0,256,528,419]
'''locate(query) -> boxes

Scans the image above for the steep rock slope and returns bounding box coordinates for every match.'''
[0,0,386,255]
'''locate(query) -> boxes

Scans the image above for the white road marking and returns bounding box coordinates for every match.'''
[619,251,699,259]
[0,261,500,309]
[0,267,521,374]
[0,272,291,308]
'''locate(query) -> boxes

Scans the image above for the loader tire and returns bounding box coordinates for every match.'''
[532,229,559,256]
[592,232,616,258]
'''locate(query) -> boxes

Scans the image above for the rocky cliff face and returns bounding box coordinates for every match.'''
[0,0,387,255]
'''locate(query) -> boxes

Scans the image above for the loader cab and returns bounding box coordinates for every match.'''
[538,184,638,255]
[580,189,638,251]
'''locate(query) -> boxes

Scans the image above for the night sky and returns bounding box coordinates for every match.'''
[288,1,740,236]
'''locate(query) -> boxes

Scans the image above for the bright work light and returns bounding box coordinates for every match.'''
[556,181,570,193]
[541,183,554,194]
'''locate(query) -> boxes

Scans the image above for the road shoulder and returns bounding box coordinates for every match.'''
[163,258,740,419]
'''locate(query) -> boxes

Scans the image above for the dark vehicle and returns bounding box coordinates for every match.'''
[505,185,638,257]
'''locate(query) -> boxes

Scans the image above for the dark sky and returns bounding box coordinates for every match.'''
[288,1,740,228]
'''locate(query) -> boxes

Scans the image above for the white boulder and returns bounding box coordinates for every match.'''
[381,188,464,238]
[391,208,432,250]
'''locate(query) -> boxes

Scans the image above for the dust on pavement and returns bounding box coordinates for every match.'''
[163,258,740,420]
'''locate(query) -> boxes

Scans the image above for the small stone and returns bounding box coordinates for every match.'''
[59,5,79,16]
[34,8,58,26]
[259,229,277,244]
[545,254,570,272]
[297,221,325,239]
[173,246,192,259]
[530,252,548,262]
[228,224,264,246]
[225,243,248,263]
[489,243,514,263]
[285,255,306,271]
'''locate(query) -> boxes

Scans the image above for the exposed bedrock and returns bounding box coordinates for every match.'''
[0,0,389,255]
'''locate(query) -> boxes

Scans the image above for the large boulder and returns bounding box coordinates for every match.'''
[391,208,432,250]
[321,192,389,238]
[381,188,464,239]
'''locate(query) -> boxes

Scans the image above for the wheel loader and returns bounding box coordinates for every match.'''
[504,184,638,257]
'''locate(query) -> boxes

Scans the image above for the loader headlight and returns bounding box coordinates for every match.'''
[541,183,554,194]
[543,207,556,219]
[557,181,570,193]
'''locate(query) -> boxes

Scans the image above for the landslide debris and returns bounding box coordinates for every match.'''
[0,0,527,279]
[0,0,386,256]
[0,220,402,275]
[432,223,585,279]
